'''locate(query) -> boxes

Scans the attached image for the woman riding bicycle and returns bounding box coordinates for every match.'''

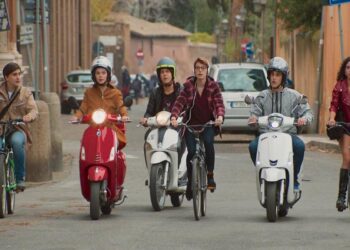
[327,56,350,212]
[170,57,225,200]
[0,62,38,192]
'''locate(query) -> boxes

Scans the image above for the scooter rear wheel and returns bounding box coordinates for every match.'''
[170,194,184,207]
[90,182,101,220]
[101,204,112,215]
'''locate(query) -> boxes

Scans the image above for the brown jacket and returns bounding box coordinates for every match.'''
[0,82,38,144]
[75,85,128,148]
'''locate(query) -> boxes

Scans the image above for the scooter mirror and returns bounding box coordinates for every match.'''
[68,96,80,110]
[299,95,308,105]
[244,95,254,105]
[123,96,133,107]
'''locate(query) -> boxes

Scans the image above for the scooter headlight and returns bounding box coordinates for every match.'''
[156,111,171,127]
[92,109,107,124]
[268,115,283,129]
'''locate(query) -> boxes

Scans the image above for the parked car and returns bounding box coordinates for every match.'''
[209,63,269,133]
[60,70,93,114]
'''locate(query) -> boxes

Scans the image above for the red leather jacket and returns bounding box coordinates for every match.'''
[330,79,350,122]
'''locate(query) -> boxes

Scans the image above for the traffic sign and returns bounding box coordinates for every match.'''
[136,49,144,59]
[0,0,10,31]
[328,0,350,5]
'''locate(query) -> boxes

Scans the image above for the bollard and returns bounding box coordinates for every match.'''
[40,92,63,171]
[26,100,52,182]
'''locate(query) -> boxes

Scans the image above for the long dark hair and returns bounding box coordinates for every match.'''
[337,57,350,81]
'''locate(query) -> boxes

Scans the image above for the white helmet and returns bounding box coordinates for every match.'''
[91,56,112,83]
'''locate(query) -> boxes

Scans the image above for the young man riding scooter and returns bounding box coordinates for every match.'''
[248,56,313,190]
[140,57,182,124]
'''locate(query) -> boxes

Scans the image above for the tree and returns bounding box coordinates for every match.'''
[91,0,114,21]
[276,0,322,32]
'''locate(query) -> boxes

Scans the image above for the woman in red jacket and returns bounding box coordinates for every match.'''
[327,56,350,212]
[171,57,225,200]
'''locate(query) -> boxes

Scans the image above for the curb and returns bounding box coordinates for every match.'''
[306,140,340,154]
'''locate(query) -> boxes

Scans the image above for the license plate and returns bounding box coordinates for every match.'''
[227,101,249,108]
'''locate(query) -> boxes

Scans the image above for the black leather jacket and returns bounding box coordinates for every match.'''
[144,82,182,117]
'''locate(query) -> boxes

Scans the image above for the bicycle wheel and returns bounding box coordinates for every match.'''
[6,159,15,214]
[0,155,7,218]
[192,158,200,220]
[200,166,207,217]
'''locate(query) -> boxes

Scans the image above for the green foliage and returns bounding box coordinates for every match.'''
[167,0,227,33]
[189,33,215,43]
[276,0,322,32]
[91,0,114,21]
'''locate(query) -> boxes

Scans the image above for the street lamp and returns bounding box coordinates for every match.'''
[235,7,247,62]
[220,19,228,63]
[253,0,267,63]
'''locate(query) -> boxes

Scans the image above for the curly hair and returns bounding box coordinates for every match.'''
[337,57,350,81]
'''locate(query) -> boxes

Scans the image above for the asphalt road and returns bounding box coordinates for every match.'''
[0,99,348,250]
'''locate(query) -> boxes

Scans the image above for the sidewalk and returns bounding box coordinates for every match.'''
[300,134,340,154]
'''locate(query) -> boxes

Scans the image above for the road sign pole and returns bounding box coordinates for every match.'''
[34,0,40,100]
[338,5,344,61]
[42,0,49,92]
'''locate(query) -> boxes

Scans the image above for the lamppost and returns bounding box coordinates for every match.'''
[220,19,228,63]
[235,7,247,61]
[253,0,267,63]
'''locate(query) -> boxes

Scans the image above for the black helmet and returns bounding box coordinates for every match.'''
[91,56,112,83]
[156,57,176,81]
[267,57,289,84]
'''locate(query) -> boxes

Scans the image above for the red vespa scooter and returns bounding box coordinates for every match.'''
[71,99,131,220]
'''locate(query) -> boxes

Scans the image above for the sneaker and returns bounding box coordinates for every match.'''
[207,172,216,192]
[16,181,26,193]
[185,182,192,201]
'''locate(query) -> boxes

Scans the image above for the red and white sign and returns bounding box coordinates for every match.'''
[136,49,144,59]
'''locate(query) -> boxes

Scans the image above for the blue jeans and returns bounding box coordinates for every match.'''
[248,134,305,183]
[0,131,26,183]
[185,127,215,174]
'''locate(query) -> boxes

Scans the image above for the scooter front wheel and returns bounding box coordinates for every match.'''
[266,182,278,222]
[90,182,101,220]
[149,163,166,211]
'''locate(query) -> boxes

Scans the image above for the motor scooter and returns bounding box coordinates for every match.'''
[70,97,132,220]
[245,96,306,222]
[141,111,187,211]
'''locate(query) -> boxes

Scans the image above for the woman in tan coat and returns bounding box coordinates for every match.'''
[0,62,38,191]
[71,56,129,149]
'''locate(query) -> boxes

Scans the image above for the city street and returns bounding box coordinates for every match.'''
[0,100,348,250]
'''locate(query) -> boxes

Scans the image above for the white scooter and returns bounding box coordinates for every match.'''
[246,96,306,222]
[142,111,187,211]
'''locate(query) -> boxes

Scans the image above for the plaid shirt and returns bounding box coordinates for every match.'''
[171,76,225,121]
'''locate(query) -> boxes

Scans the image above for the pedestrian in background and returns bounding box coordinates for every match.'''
[327,56,350,212]
[121,65,131,99]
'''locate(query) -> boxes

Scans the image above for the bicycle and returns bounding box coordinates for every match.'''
[0,119,24,218]
[182,121,215,221]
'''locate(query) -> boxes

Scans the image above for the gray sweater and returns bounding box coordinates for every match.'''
[250,87,314,134]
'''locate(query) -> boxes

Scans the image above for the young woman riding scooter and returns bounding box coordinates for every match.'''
[248,57,314,191]
[70,56,129,147]
[70,56,131,220]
